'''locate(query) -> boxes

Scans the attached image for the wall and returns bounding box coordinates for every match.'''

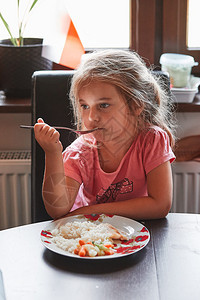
[176,112,200,139]
[0,113,31,150]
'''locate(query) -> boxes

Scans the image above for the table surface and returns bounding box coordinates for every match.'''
[0,213,200,300]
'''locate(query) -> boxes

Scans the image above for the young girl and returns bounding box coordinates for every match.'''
[34,49,176,220]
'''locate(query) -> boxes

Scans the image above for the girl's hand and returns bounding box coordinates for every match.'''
[34,118,63,153]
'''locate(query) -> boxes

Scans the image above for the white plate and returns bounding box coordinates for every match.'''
[40,214,150,259]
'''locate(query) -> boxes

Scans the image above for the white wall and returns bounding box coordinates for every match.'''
[0,113,31,150]
[176,112,200,139]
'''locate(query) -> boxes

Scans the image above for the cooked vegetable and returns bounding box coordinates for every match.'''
[74,240,115,257]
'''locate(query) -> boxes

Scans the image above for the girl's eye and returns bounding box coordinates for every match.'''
[99,103,110,109]
[81,104,89,110]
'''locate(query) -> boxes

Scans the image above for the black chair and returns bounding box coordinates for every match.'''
[31,70,76,223]
[31,69,171,223]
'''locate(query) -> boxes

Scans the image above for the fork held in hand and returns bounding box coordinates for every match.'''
[20,125,100,135]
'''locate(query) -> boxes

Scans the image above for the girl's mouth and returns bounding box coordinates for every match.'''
[97,128,104,131]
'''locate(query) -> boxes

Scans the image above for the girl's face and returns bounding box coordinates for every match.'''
[77,81,137,143]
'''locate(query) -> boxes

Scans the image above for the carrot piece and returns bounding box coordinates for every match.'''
[74,248,79,255]
[79,240,86,246]
[104,244,114,248]
[104,249,115,255]
[79,245,87,257]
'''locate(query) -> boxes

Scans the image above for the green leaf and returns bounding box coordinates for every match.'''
[92,242,108,251]
[0,0,39,46]
[0,13,18,46]
[29,0,39,12]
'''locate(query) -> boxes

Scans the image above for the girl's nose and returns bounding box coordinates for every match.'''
[88,107,100,122]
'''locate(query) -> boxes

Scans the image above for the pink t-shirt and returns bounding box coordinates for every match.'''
[62,126,175,211]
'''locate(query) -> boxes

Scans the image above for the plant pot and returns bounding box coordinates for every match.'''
[0,38,53,97]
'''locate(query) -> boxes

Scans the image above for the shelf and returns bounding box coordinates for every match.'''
[174,101,200,112]
[0,94,31,113]
[173,92,200,112]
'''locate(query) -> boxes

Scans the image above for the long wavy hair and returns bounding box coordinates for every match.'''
[69,49,176,147]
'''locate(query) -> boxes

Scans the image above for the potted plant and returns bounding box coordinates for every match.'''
[0,0,52,97]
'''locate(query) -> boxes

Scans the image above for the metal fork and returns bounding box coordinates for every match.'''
[20,125,101,135]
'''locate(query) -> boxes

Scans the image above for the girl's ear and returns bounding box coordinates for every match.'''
[135,105,144,116]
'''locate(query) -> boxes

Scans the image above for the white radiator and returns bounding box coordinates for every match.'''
[171,162,200,213]
[0,151,31,230]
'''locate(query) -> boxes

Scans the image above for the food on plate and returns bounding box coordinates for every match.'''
[74,240,115,257]
[50,220,129,257]
[105,223,128,240]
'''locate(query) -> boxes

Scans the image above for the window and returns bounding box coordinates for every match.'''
[1,0,200,76]
[0,0,130,49]
[162,0,200,76]
[187,0,200,48]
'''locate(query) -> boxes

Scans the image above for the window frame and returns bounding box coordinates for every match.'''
[1,0,199,75]
[163,0,200,76]
[130,0,200,76]
[130,0,163,67]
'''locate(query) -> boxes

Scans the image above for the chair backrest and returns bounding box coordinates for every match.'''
[31,69,171,223]
[31,70,75,222]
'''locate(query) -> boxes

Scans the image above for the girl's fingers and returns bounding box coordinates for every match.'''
[42,124,51,135]
[35,123,51,134]
[35,124,59,140]
[51,130,60,142]
[34,122,45,132]
[48,127,57,138]
[34,119,48,132]
[44,126,60,140]
[34,121,62,152]
[37,118,44,123]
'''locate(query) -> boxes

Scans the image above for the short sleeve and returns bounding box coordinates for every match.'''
[62,149,83,184]
[142,128,175,174]
[62,136,97,185]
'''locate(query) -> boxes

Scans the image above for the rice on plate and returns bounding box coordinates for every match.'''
[40,214,150,258]
[51,220,128,257]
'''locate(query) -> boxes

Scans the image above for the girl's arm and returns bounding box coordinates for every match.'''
[67,161,173,220]
[34,119,80,219]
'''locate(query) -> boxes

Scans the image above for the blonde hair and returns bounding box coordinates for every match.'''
[69,49,176,147]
